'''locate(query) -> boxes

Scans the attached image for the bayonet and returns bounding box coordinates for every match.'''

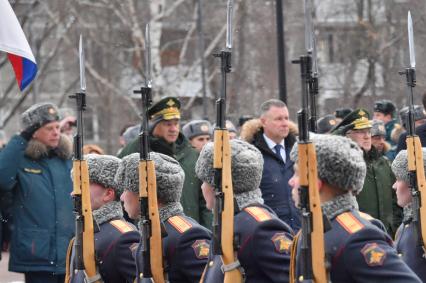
[226,0,234,49]
[408,11,416,69]
[79,35,86,92]
[144,24,152,88]
[304,0,313,53]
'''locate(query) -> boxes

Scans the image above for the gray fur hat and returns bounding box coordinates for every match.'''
[371,120,386,137]
[86,154,122,194]
[195,139,263,194]
[392,149,426,184]
[21,102,60,131]
[182,120,212,140]
[290,134,366,193]
[123,124,140,145]
[115,152,185,204]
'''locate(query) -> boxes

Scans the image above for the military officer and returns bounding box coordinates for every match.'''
[288,134,421,282]
[182,119,212,152]
[118,97,212,229]
[116,152,211,282]
[392,149,426,281]
[65,154,140,283]
[195,139,294,283]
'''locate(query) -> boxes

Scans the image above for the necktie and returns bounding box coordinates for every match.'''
[274,144,285,163]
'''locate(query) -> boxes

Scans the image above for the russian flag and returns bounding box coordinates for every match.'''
[0,0,37,91]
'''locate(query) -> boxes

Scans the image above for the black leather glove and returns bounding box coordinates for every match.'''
[20,124,40,141]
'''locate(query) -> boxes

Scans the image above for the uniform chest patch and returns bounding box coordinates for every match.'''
[244,207,272,222]
[361,243,386,267]
[271,232,292,254]
[192,239,210,259]
[24,168,42,174]
[168,216,192,233]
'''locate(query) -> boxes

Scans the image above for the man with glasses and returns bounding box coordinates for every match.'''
[333,109,402,236]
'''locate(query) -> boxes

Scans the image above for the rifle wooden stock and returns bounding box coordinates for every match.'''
[72,160,100,282]
[213,129,242,283]
[139,160,165,283]
[298,142,328,283]
[406,135,426,247]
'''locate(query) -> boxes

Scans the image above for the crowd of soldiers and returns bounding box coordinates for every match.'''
[0,93,425,282]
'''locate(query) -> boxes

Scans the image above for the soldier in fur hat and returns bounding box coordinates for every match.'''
[392,149,426,281]
[116,152,211,282]
[66,154,139,283]
[182,120,212,152]
[289,134,421,282]
[0,102,74,283]
[196,139,294,282]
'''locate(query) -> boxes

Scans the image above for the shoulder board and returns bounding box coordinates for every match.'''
[168,215,192,233]
[358,211,374,221]
[244,206,272,222]
[336,212,364,234]
[110,220,135,234]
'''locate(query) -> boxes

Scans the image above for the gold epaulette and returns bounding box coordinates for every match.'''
[168,215,192,233]
[244,206,272,222]
[110,220,135,234]
[336,212,364,234]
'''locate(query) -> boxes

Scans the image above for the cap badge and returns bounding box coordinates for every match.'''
[166,99,175,107]
[200,124,209,132]
[358,110,366,116]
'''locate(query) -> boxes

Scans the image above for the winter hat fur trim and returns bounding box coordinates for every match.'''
[21,102,60,131]
[115,152,184,204]
[290,134,366,193]
[195,139,264,194]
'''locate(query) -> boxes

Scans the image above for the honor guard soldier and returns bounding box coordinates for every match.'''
[392,149,426,281]
[289,134,421,282]
[196,139,294,283]
[116,152,211,282]
[66,154,140,283]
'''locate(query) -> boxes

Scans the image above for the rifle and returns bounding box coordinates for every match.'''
[291,1,328,280]
[399,11,426,253]
[211,1,242,282]
[304,0,318,133]
[69,35,102,283]
[134,23,166,283]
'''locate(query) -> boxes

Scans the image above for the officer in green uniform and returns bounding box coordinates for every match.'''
[118,96,212,229]
[333,108,402,235]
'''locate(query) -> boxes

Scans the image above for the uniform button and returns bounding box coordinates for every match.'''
[209,261,214,267]
[298,275,304,282]
[405,224,410,228]
[398,253,403,257]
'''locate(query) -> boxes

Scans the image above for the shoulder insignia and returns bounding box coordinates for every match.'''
[244,207,272,222]
[192,239,210,259]
[361,242,386,266]
[271,232,292,254]
[110,220,135,234]
[336,212,364,234]
[358,212,374,221]
[24,168,42,174]
[168,216,192,233]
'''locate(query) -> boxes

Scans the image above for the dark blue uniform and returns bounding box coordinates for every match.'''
[201,204,294,283]
[67,218,140,283]
[291,209,421,282]
[395,220,426,281]
[137,215,211,282]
